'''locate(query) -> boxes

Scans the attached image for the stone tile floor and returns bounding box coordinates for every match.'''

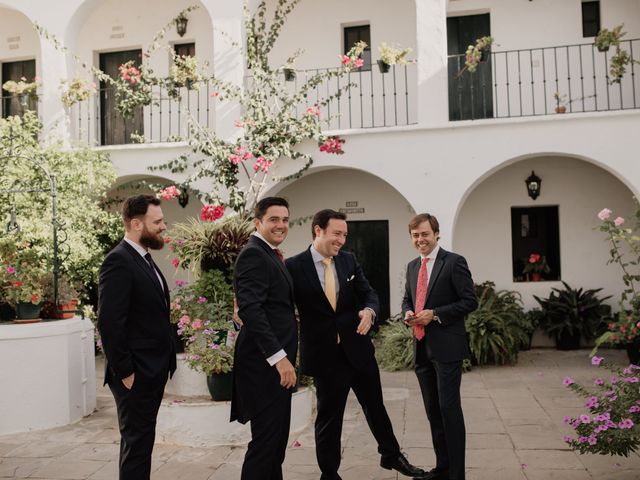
[1,349,639,479]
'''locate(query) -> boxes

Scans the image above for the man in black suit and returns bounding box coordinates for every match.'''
[97,194,177,480]
[402,213,477,480]
[231,196,298,480]
[286,209,426,480]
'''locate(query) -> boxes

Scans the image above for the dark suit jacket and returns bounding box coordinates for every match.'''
[401,248,477,363]
[285,247,379,377]
[231,235,298,424]
[97,240,176,385]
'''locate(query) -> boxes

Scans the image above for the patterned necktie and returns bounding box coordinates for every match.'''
[414,257,429,341]
[322,257,337,311]
[274,248,285,263]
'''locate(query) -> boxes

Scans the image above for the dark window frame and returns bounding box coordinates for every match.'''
[343,24,371,71]
[582,1,601,38]
[174,42,196,58]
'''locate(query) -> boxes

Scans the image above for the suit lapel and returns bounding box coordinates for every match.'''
[250,236,294,293]
[301,247,335,312]
[425,249,447,306]
[121,241,167,304]
[409,257,420,306]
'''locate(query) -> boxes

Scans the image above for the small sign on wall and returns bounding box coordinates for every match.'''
[346,201,358,207]
[339,208,365,214]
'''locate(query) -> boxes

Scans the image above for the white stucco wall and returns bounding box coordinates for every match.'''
[453,155,636,309]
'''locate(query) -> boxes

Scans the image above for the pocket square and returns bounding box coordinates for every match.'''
[346,275,355,282]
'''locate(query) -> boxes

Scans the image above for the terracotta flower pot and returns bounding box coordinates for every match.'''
[531,273,542,282]
[555,105,567,113]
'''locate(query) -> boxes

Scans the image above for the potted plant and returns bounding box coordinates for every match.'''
[377,42,413,73]
[594,24,625,52]
[608,49,635,84]
[2,76,40,107]
[0,259,47,322]
[42,276,79,319]
[554,92,568,113]
[522,253,551,281]
[283,64,296,82]
[535,282,611,350]
[463,36,494,74]
[171,269,237,401]
[168,54,203,95]
[60,77,97,108]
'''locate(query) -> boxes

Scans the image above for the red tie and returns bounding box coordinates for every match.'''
[274,248,285,263]
[414,257,429,341]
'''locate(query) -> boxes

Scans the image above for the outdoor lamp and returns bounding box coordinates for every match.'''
[525,170,541,200]
[176,14,189,37]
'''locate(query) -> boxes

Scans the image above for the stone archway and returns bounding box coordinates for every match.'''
[452,154,636,308]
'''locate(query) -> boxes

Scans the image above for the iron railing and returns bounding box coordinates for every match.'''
[448,38,640,120]
[70,63,418,146]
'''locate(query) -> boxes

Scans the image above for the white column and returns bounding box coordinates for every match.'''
[415,0,449,126]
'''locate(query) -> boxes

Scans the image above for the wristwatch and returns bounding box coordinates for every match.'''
[433,309,441,324]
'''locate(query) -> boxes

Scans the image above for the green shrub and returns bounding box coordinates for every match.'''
[465,281,525,365]
[375,314,415,371]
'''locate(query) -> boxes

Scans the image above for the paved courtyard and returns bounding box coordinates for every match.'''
[1,348,639,479]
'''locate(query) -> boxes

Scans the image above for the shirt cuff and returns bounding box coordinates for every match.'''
[365,307,376,322]
[266,349,286,366]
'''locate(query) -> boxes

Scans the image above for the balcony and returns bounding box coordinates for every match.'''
[448,38,640,121]
[69,63,418,146]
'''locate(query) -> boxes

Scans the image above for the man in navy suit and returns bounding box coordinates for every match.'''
[402,213,477,480]
[286,209,426,480]
[232,196,298,480]
[98,194,177,480]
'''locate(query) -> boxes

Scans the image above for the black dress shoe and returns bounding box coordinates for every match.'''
[415,467,450,480]
[380,453,426,477]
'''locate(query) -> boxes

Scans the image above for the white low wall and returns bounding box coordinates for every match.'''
[0,318,97,435]
[157,387,313,447]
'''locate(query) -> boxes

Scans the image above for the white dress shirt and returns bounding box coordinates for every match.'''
[123,237,164,291]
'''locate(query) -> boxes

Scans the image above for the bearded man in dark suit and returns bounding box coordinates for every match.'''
[285,209,426,480]
[98,194,177,480]
[403,213,478,480]
[231,196,298,480]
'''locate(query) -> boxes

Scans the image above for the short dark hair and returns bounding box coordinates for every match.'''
[408,213,440,234]
[121,194,161,226]
[254,196,289,220]
[311,209,347,239]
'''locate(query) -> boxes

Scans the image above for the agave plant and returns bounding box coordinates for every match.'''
[534,282,611,349]
[465,281,525,365]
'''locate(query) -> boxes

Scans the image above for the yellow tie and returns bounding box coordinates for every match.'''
[322,257,337,311]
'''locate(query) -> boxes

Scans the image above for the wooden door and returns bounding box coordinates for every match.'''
[343,220,391,324]
[99,50,143,145]
[447,14,493,120]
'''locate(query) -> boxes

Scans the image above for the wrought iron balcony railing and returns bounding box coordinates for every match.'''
[69,63,418,146]
[448,38,640,121]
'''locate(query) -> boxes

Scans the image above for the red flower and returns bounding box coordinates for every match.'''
[200,205,225,222]
[529,253,541,264]
[31,294,39,303]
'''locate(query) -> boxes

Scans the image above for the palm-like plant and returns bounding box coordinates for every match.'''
[375,314,415,371]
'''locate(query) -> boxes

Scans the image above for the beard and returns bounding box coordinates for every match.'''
[139,226,165,250]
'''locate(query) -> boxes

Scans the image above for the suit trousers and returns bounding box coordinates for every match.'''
[108,373,168,480]
[415,353,466,480]
[314,348,400,480]
[241,385,292,480]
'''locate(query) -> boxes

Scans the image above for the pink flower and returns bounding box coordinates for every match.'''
[591,356,603,366]
[319,136,345,155]
[563,377,574,386]
[340,55,351,65]
[614,217,625,226]
[305,106,321,117]
[200,205,225,222]
[6,266,15,275]
[253,156,274,173]
[159,185,180,201]
[179,314,191,325]
[597,208,612,221]
[171,257,180,269]
[619,419,634,429]
[354,58,364,68]
[175,279,187,287]
[197,296,206,304]
[192,319,202,329]
[211,91,220,97]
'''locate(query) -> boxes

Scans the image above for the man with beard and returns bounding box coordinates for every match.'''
[98,194,176,480]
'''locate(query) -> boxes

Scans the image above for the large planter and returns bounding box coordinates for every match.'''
[0,302,15,321]
[556,330,581,350]
[377,59,390,74]
[15,302,42,322]
[626,338,640,365]
[206,372,233,401]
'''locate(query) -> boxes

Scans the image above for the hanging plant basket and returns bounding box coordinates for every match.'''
[377,60,391,74]
[283,68,296,82]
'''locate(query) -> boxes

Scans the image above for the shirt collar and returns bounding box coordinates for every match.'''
[422,244,440,261]
[124,236,148,257]
[310,244,329,263]
[253,231,279,250]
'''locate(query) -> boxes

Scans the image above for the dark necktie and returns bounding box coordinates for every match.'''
[274,248,285,263]
[144,253,162,289]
